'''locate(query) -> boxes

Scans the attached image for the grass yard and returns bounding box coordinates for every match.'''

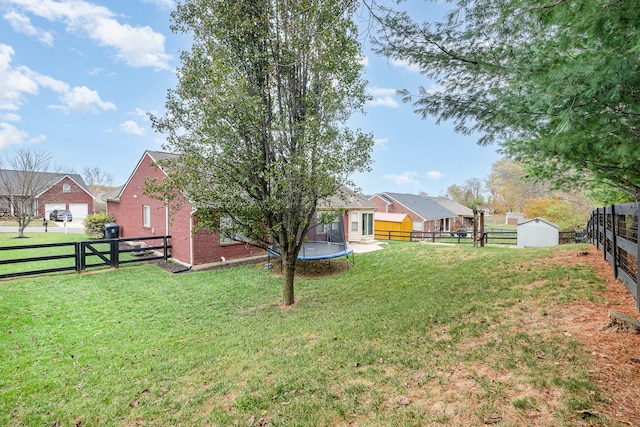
[1,242,639,426]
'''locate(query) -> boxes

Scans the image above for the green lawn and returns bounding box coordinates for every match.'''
[0,242,615,425]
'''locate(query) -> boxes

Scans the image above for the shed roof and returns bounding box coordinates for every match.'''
[375,212,409,223]
[517,217,559,229]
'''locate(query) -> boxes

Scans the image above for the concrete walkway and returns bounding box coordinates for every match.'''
[350,241,385,254]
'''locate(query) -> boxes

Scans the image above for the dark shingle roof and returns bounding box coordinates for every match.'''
[380,192,457,221]
[319,186,377,210]
[0,169,91,196]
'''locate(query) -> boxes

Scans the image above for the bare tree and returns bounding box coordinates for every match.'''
[83,166,114,193]
[0,148,54,237]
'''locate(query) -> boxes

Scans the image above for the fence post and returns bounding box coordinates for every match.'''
[75,242,82,273]
[163,236,169,261]
[110,239,119,268]
[611,204,618,279]
[636,204,640,312]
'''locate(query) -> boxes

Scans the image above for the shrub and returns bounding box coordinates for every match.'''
[83,212,116,238]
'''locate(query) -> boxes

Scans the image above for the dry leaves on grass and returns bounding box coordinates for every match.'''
[542,249,640,426]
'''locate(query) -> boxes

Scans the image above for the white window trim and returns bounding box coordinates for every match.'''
[143,205,151,227]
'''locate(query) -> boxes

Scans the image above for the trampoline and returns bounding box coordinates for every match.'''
[269,212,353,267]
[298,241,353,261]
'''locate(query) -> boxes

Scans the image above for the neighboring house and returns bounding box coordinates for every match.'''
[104,150,260,267]
[369,192,457,233]
[374,212,412,241]
[0,169,93,220]
[476,204,494,216]
[319,186,378,244]
[423,196,475,228]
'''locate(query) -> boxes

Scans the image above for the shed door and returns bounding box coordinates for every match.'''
[69,203,89,220]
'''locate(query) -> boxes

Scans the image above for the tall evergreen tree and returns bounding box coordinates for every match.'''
[372,0,640,196]
[151,0,373,305]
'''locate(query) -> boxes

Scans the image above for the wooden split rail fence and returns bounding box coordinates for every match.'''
[0,236,171,280]
[587,203,640,312]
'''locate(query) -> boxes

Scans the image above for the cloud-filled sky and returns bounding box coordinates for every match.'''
[0,0,501,197]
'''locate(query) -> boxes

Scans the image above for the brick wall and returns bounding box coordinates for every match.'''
[107,153,259,266]
[38,177,93,217]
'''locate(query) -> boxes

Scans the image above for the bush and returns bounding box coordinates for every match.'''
[83,212,116,238]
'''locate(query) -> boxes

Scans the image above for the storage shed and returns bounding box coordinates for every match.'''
[374,212,412,241]
[517,217,559,248]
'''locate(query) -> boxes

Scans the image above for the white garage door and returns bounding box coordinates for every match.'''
[69,203,89,220]
[44,203,66,218]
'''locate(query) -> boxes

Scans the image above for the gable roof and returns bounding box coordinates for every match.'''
[424,196,474,217]
[377,192,457,221]
[0,169,92,197]
[106,150,177,202]
[319,186,377,211]
[518,217,559,229]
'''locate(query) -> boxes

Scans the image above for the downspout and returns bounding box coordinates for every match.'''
[190,208,196,266]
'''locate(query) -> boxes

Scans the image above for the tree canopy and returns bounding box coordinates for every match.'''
[151,0,373,305]
[372,0,640,197]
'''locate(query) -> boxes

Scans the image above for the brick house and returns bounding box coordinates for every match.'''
[0,170,93,220]
[369,192,457,233]
[319,186,378,244]
[104,151,260,267]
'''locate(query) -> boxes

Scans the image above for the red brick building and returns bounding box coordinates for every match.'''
[104,151,260,267]
[0,170,93,220]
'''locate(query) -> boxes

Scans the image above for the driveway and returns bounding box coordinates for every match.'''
[0,219,86,234]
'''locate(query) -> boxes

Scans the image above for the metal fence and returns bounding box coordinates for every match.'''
[0,235,171,280]
[587,203,639,312]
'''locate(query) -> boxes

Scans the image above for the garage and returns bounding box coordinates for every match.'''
[69,203,89,220]
[44,203,65,218]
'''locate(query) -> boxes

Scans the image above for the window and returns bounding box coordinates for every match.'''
[62,184,71,193]
[316,212,340,233]
[413,221,423,231]
[362,213,373,236]
[220,216,246,243]
[351,212,359,232]
[143,205,151,227]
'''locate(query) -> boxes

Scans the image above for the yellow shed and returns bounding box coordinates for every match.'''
[374,212,413,241]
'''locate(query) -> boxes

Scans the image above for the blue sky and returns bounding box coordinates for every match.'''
[0,0,501,197]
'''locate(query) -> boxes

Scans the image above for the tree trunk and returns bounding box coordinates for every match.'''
[282,250,297,306]
[17,218,26,238]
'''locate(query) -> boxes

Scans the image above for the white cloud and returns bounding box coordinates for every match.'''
[119,120,144,135]
[141,0,175,9]
[6,0,172,70]
[383,171,420,187]
[367,87,400,108]
[50,86,117,113]
[0,112,21,121]
[0,122,45,148]
[426,170,444,180]
[359,55,369,67]
[373,137,388,150]
[391,58,421,73]
[129,107,150,120]
[3,10,54,45]
[0,43,114,114]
